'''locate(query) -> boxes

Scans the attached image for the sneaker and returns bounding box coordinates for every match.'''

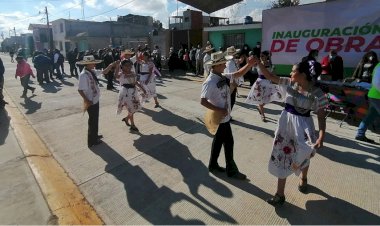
[355,136,374,143]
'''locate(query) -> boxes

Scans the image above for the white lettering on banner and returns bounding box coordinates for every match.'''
[262,0,380,67]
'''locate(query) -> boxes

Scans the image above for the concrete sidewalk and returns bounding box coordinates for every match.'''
[0,105,52,224]
[1,53,379,224]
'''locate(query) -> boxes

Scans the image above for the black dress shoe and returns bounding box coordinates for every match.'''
[88,140,103,148]
[208,165,226,173]
[267,193,285,206]
[227,171,247,180]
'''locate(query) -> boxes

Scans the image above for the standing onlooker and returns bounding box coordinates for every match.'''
[203,45,213,77]
[15,55,36,98]
[320,50,344,81]
[77,55,117,148]
[152,45,162,71]
[355,62,380,143]
[32,51,51,85]
[102,49,115,90]
[195,44,203,76]
[67,48,79,77]
[189,45,197,73]
[0,56,7,108]
[9,49,15,63]
[252,42,261,58]
[352,51,379,83]
[168,47,177,72]
[53,49,62,79]
[58,51,65,76]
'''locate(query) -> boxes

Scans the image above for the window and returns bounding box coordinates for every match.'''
[184,17,189,22]
[60,23,64,33]
[223,33,245,50]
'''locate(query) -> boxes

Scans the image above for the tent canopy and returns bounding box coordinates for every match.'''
[178,0,242,14]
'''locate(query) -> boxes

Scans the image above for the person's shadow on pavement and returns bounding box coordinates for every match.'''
[20,94,41,114]
[134,133,237,224]
[319,133,380,174]
[142,106,212,137]
[275,185,380,224]
[89,141,212,224]
[0,108,10,145]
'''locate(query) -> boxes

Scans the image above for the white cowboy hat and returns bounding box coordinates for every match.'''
[203,45,214,54]
[77,55,103,65]
[205,51,233,66]
[123,49,135,55]
[226,46,240,55]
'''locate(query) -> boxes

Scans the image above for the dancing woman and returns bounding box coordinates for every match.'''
[253,58,328,206]
[246,51,283,122]
[115,59,146,132]
[139,51,160,108]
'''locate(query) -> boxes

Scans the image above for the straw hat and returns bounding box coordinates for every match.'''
[205,51,233,66]
[226,46,240,55]
[77,55,103,65]
[204,109,224,135]
[123,49,135,55]
[203,45,214,54]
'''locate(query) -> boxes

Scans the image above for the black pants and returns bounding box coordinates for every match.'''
[210,122,238,175]
[106,71,114,89]
[87,102,99,146]
[69,63,78,77]
[231,88,237,110]
[36,67,50,84]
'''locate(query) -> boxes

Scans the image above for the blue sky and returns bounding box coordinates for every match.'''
[0,0,324,39]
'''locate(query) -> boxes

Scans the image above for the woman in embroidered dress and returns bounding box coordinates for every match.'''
[246,51,283,122]
[253,58,328,206]
[139,51,160,108]
[115,59,146,132]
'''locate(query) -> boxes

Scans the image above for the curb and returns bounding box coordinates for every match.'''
[3,89,104,225]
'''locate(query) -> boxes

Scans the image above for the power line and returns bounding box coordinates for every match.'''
[84,0,137,20]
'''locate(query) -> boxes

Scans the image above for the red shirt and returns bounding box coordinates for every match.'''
[15,60,34,78]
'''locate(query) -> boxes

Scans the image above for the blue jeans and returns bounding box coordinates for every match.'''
[356,98,380,137]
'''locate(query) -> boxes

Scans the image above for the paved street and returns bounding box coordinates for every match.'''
[1,53,379,224]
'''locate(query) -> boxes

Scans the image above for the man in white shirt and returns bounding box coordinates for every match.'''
[77,55,117,148]
[224,46,242,111]
[203,45,213,77]
[201,51,255,180]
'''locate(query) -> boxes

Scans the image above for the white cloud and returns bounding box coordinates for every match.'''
[86,0,102,9]
[62,0,82,9]
[0,11,44,35]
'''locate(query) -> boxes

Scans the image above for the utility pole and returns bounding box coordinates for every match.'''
[44,6,54,50]
[81,0,85,20]
[13,27,16,36]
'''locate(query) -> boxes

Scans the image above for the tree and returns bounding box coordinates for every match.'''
[271,0,300,8]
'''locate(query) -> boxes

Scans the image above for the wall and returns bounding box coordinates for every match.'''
[208,28,262,50]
